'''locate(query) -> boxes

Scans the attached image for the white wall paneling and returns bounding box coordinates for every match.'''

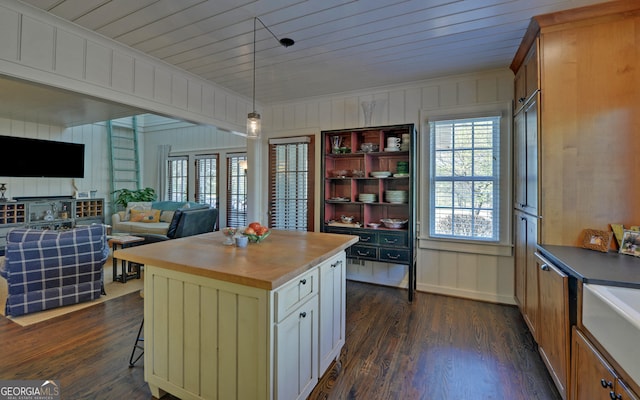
[0,0,252,133]
[262,68,516,305]
[0,116,112,214]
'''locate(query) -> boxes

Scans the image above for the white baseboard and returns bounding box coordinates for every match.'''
[416,282,517,305]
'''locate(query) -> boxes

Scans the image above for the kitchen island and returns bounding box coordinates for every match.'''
[114,229,358,400]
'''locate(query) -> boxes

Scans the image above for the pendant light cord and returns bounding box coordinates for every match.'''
[251,17,293,112]
[252,17,257,112]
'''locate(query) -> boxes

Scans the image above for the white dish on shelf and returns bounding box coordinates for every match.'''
[384,147,400,152]
[359,195,376,203]
[370,171,392,178]
[393,173,410,178]
[367,222,381,229]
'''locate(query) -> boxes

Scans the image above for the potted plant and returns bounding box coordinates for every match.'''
[112,187,157,209]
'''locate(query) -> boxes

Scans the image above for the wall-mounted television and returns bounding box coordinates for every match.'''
[0,135,85,178]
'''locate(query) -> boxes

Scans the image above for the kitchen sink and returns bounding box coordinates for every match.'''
[582,284,640,386]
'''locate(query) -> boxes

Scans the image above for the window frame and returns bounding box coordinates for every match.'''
[419,103,512,256]
[267,136,315,231]
[429,115,501,242]
[167,155,188,202]
[195,154,219,208]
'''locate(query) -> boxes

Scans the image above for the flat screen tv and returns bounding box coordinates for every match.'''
[0,135,85,178]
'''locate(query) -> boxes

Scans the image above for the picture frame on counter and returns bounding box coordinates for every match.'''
[581,228,613,253]
[618,229,640,257]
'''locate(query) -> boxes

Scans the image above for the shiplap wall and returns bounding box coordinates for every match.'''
[261,69,516,304]
[0,116,111,208]
[0,0,252,133]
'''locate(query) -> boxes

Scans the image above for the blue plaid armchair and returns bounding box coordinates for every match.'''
[0,224,109,317]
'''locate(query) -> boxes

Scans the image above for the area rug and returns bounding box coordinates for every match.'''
[0,259,143,327]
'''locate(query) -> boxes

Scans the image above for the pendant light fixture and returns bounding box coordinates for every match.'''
[247,17,295,139]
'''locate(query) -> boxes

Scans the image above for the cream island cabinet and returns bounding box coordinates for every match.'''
[114,230,358,400]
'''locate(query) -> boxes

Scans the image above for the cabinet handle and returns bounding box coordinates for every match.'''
[357,250,370,256]
[360,236,371,242]
[300,279,307,285]
[385,253,401,259]
[331,260,343,268]
[299,312,307,318]
[601,379,613,388]
[383,238,398,244]
[540,264,549,271]
[518,97,526,103]
[609,391,622,400]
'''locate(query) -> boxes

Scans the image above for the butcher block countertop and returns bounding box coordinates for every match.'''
[114,229,359,290]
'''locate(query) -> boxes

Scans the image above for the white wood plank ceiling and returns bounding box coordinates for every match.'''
[2,0,613,126]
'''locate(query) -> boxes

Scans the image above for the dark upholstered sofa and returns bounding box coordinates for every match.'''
[138,207,219,243]
[0,224,109,316]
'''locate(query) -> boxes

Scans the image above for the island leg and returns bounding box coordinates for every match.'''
[148,383,165,399]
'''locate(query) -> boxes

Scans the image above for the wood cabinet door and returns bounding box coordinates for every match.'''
[513,95,538,214]
[513,110,527,210]
[615,380,640,400]
[514,212,527,310]
[514,67,527,112]
[572,327,616,400]
[523,214,538,340]
[514,41,538,113]
[524,43,538,100]
[524,97,538,214]
[536,254,570,399]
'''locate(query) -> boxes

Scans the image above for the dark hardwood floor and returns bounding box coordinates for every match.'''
[310,282,561,400]
[0,281,560,400]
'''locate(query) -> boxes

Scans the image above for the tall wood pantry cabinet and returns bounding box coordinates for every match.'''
[320,124,416,301]
[511,1,640,399]
[512,34,540,342]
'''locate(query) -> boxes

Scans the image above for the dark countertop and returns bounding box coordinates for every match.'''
[537,244,640,289]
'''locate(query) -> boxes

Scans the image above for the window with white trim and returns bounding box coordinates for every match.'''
[167,156,188,202]
[429,116,500,241]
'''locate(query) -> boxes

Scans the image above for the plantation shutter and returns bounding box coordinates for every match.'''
[226,153,247,228]
[195,154,218,207]
[268,136,314,231]
[429,116,500,240]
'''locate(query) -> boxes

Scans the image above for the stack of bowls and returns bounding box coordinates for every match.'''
[358,193,377,203]
[385,190,408,203]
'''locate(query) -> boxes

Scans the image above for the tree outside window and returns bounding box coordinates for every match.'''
[430,116,500,241]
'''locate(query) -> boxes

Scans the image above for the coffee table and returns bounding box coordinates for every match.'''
[109,235,145,283]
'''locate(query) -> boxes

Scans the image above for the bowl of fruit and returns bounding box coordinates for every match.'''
[242,222,271,243]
